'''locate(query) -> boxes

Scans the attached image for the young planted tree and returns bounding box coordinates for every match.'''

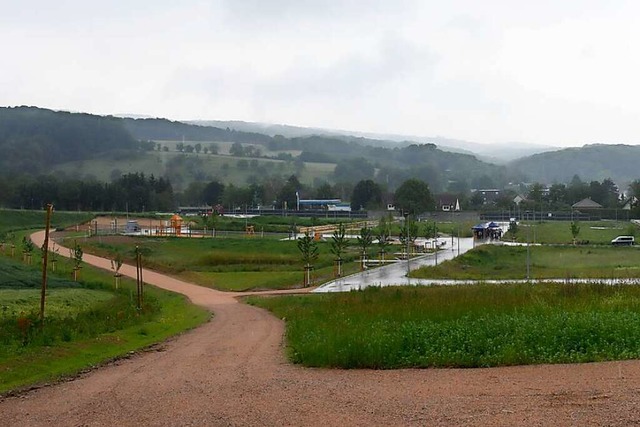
[423,221,437,252]
[111,252,124,289]
[357,225,373,270]
[570,221,581,245]
[375,217,391,262]
[71,241,83,281]
[297,232,319,286]
[507,221,519,241]
[9,233,16,257]
[288,218,298,240]
[399,218,419,256]
[200,212,219,237]
[22,236,35,264]
[423,221,437,239]
[49,242,60,272]
[330,223,349,277]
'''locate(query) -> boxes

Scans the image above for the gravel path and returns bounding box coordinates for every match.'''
[2,231,640,426]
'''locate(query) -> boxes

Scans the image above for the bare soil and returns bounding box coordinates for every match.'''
[2,231,640,426]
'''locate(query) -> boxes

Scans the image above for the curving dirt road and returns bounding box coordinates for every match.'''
[1,231,640,426]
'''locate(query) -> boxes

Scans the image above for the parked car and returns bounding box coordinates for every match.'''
[611,236,635,246]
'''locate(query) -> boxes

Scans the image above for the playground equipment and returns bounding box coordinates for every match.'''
[170,214,183,236]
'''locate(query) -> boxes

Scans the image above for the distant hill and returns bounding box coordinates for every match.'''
[0,106,136,174]
[189,120,555,162]
[0,106,512,194]
[508,144,640,186]
[121,117,274,145]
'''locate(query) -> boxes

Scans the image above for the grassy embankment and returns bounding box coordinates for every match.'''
[0,210,209,394]
[248,283,640,368]
[78,233,370,291]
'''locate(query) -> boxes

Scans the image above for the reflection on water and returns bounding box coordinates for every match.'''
[314,237,476,293]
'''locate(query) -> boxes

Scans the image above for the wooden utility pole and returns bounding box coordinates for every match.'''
[39,204,53,323]
[135,246,144,310]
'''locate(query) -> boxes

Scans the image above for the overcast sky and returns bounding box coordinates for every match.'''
[2,1,640,146]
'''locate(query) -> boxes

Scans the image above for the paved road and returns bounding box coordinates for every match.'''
[315,237,476,292]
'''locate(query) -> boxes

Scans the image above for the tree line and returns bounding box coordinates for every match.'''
[0,171,437,216]
[0,173,173,212]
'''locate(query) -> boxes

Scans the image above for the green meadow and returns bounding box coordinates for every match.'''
[249,283,640,369]
[77,234,367,291]
[0,209,93,238]
[51,150,335,190]
[411,244,640,280]
[505,220,636,244]
[0,216,209,394]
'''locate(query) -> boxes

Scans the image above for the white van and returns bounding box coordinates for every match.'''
[611,236,635,246]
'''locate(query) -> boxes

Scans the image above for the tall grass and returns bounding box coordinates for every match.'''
[249,283,640,368]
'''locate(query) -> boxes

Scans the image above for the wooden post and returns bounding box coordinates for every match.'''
[39,204,53,323]
[135,246,144,310]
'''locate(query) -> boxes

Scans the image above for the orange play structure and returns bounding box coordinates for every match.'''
[170,214,183,236]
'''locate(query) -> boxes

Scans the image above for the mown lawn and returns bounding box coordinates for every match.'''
[248,283,640,368]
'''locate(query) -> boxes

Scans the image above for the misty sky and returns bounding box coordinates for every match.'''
[2,1,640,146]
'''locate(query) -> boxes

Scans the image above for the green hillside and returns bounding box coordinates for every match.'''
[0,106,136,174]
[1,107,510,195]
[509,144,640,185]
[52,151,335,191]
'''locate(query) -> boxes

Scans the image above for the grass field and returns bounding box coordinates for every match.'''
[248,283,640,368]
[0,225,209,394]
[0,209,93,239]
[410,244,640,280]
[506,220,637,244]
[51,149,335,190]
[0,288,113,318]
[77,234,367,291]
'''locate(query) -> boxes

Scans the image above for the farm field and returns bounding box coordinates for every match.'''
[411,244,640,280]
[51,149,335,190]
[248,283,640,368]
[75,234,367,291]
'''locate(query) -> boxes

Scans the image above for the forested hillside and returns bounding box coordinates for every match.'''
[0,106,136,173]
[122,117,273,145]
[0,107,510,195]
[509,144,640,185]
